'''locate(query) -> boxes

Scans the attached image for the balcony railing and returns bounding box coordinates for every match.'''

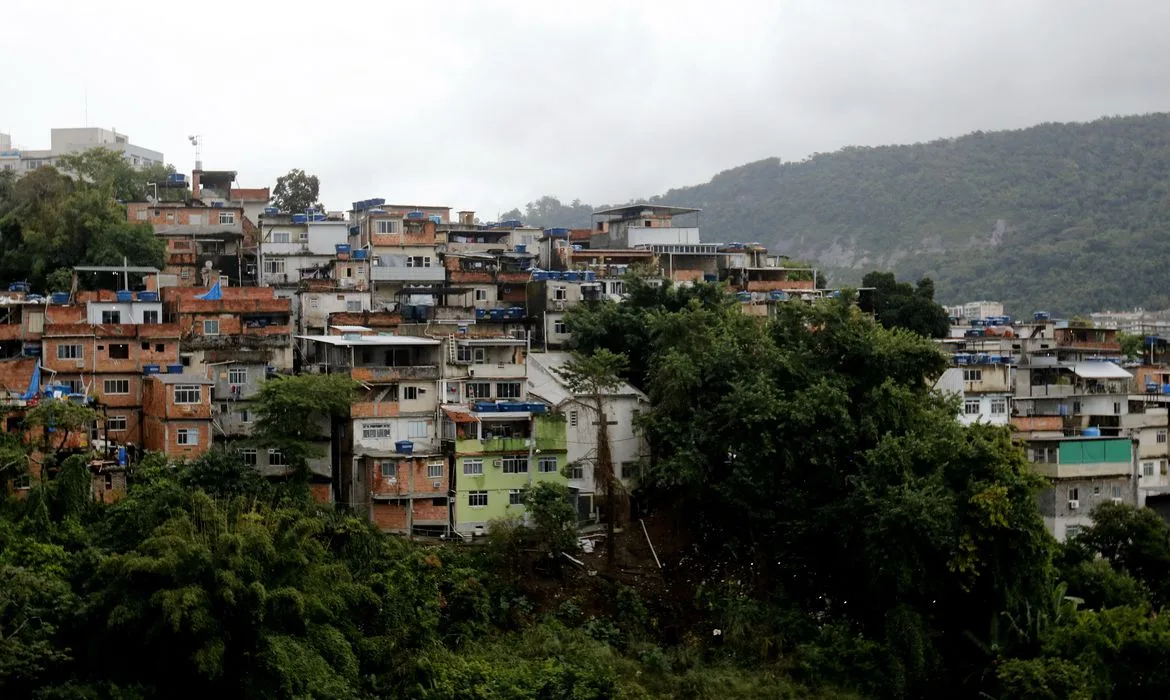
[350,365,440,383]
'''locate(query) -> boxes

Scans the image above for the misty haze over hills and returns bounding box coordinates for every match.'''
[504,113,1170,315]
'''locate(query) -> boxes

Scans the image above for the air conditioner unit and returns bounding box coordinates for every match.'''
[491,459,503,468]
[1068,499,1080,510]
[1111,497,1123,504]
[75,360,85,369]
[432,480,441,489]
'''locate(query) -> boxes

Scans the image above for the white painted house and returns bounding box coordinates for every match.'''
[526,351,650,520]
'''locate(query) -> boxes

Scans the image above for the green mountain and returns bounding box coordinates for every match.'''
[507,113,1170,315]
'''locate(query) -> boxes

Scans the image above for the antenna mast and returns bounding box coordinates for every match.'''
[188,134,202,170]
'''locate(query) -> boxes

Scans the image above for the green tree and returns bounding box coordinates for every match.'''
[252,373,356,477]
[1119,332,1147,361]
[521,482,579,558]
[24,400,99,453]
[272,169,323,213]
[861,271,951,337]
[1071,502,1170,607]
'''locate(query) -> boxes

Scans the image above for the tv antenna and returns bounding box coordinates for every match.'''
[188,134,202,170]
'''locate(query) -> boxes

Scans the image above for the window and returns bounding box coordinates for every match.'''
[14,473,30,490]
[103,379,129,395]
[609,281,625,295]
[963,399,981,415]
[466,382,491,399]
[403,386,420,400]
[1093,485,1101,496]
[554,320,567,334]
[181,268,191,279]
[463,459,484,476]
[989,398,1007,415]
[174,385,201,404]
[1114,402,1122,415]
[238,409,250,424]
[501,456,528,474]
[155,343,165,352]
[553,287,567,301]
[569,410,578,427]
[431,497,448,507]
[218,211,235,225]
[475,289,488,301]
[101,310,122,324]
[203,319,220,335]
[228,367,247,384]
[1112,485,1123,499]
[143,310,160,324]
[497,382,522,399]
[1069,487,1079,501]
[345,300,362,312]
[299,230,308,242]
[271,231,291,245]
[177,428,199,446]
[240,448,257,466]
[405,256,431,268]
[1065,524,1083,539]
[269,449,288,466]
[1144,461,1156,477]
[57,344,83,360]
[380,461,394,478]
[473,348,486,364]
[567,462,584,479]
[108,343,129,359]
[408,421,428,438]
[309,297,319,309]
[468,491,488,508]
[538,457,557,473]
[107,415,127,431]
[362,422,393,440]
[509,490,524,506]
[962,369,982,381]
[264,259,286,274]
[376,219,399,234]
[427,462,443,479]
[1159,430,1168,444]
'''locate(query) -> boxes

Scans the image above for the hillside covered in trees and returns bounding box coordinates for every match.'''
[505,113,1170,315]
[8,283,1170,698]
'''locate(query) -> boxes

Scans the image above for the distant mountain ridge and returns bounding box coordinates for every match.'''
[505,113,1170,315]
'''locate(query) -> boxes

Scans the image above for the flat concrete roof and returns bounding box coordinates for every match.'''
[296,334,440,347]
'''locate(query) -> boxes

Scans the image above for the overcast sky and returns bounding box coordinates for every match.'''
[4,0,1170,216]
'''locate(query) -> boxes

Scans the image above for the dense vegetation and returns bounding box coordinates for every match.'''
[0,149,174,291]
[8,282,1170,697]
[507,113,1170,315]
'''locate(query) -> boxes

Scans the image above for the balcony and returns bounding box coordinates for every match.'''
[744,279,817,292]
[454,434,563,455]
[1016,384,1075,399]
[351,365,440,384]
[467,362,526,378]
[371,265,445,282]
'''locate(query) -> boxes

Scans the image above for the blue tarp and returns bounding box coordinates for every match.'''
[195,282,222,301]
[18,363,40,401]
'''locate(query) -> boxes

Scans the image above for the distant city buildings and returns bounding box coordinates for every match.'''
[0,127,163,173]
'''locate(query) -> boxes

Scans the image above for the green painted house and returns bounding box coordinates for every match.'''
[443,405,568,536]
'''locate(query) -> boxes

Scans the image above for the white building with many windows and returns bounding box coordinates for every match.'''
[935,364,1013,426]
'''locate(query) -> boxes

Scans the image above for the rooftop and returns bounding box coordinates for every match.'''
[296,334,440,347]
[148,373,214,385]
[593,204,701,218]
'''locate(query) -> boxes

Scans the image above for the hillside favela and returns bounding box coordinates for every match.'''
[6,4,1170,699]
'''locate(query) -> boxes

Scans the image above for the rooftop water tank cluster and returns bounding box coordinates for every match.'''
[352,198,387,212]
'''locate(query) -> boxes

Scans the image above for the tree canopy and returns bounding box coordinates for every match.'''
[271,169,323,213]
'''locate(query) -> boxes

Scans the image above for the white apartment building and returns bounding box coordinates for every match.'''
[0,127,163,173]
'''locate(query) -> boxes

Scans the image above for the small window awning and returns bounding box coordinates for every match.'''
[442,407,479,423]
[1073,362,1133,379]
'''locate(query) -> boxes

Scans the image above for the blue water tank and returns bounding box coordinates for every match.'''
[429,215,442,224]
[475,308,486,319]
[545,228,569,237]
[115,290,133,303]
[263,206,279,216]
[514,244,527,253]
[1034,311,1051,321]
[167,364,183,374]
[407,210,425,219]
[395,440,414,455]
[143,364,160,375]
[1083,427,1101,437]
[137,291,158,302]
[7,281,29,293]
[313,213,327,221]
[336,244,351,255]
[474,402,498,412]
[353,249,368,260]
[736,291,752,302]
[291,214,308,224]
[50,292,69,304]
